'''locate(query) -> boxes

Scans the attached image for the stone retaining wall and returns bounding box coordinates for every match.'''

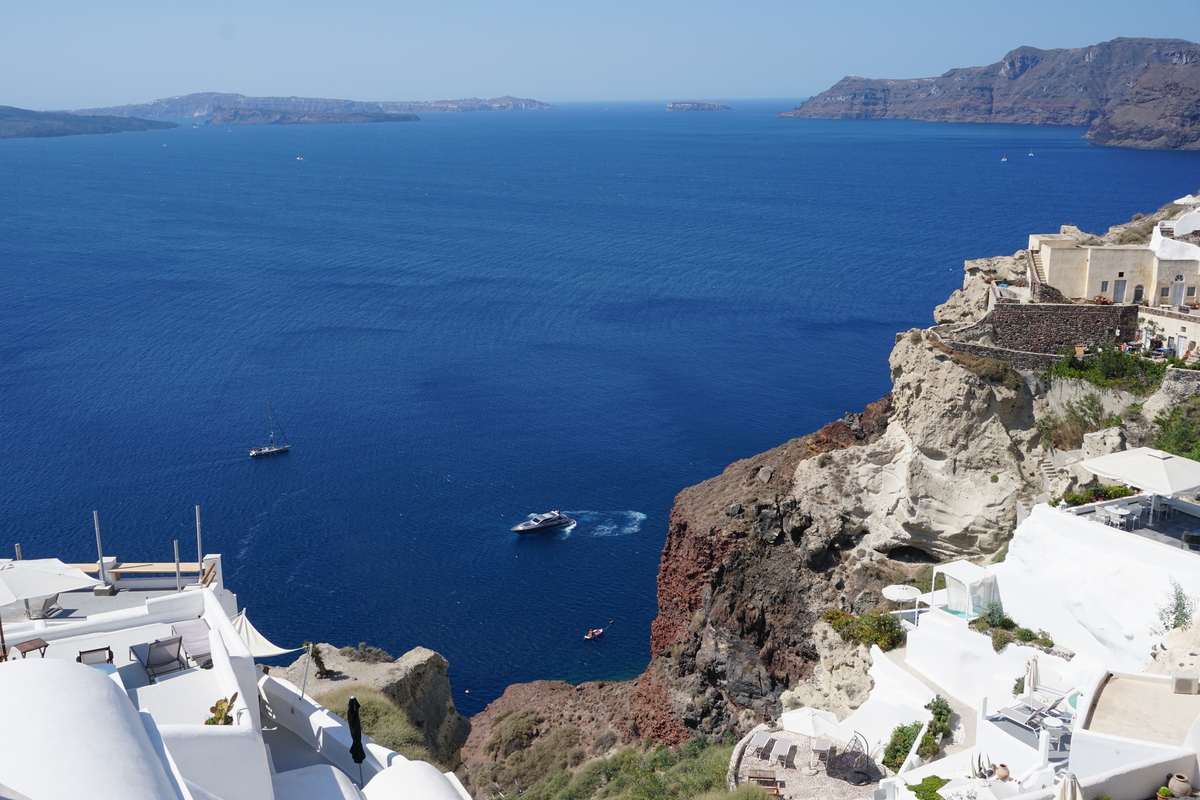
[943,341,1062,371]
[952,304,1139,354]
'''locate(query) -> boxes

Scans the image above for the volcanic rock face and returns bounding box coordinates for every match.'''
[637,260,1046,734]
[781,38,1200,149]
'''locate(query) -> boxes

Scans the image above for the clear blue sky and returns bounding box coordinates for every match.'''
[2,0,1197,110]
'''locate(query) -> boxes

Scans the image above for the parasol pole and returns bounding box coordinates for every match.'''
[195,505,203,582]
[93,510,107,587]
[174,540,181,592]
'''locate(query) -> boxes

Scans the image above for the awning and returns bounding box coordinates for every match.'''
[1078,447,1200,497]
[230,610,302,658]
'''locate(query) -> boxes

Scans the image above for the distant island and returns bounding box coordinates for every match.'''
[71,92,554,119]
[781,37,1200,150]
[0,105,177,139]
[209,107,419,125]
[666,101,732,111]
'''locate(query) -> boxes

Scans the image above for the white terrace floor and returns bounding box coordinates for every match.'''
[4,592,223,726]
[737,730,889,800]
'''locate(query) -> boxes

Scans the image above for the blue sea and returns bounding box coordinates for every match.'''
[2,100,1198,714]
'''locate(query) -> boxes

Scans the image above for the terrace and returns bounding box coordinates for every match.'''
[1065,495,1200,551]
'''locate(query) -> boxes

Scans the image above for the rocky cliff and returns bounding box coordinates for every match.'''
[71,92,554,118]
[279,644,471,768]
[781,38,1200,149]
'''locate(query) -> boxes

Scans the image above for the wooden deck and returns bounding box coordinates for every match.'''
[69,562,201,575]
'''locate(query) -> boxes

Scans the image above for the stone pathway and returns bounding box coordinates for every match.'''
[736,729,888,800]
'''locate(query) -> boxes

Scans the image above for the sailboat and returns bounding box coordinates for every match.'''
[248,405,291,457]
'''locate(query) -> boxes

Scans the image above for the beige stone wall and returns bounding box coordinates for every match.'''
[1083,246,1156,302]
[1041,246,1089,297]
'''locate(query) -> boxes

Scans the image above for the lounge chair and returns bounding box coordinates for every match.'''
[129,636,188,683]
[29,593,62,620]
[993,705,1036,728]
[171,617,212,665]
[77,646,114,665]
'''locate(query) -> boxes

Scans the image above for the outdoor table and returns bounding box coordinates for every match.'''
[0,637,49,661]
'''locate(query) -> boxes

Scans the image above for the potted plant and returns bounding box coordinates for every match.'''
[205,692,239,725]
[1158,787,1173,799]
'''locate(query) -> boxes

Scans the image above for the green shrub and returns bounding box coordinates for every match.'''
[883,721,922,772]
[317,685,431,763]
[907,776,951,800]
[1156,578,1198,633]
[1049,349,1168,394]
[981,601,1006,628]
[991,628,1016,652]
[1013,676,1025,696]
[952,352,1024,391]
[916,731,941,760]
[824,608,905,651]
[1152,396,1200,462]
[338,642,394,663]
[1036,630,1055,648]
[485,710,544,758]
[692,787,773,800]
[1015,627,1037,642]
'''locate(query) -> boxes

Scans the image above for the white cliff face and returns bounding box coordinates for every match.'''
[934,253,1026,325]
[788,332,1037,559]
[779,621,873,718]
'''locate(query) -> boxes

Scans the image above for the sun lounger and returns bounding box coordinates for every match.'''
[171,617,212,665]
[747,729,772,758]
[994,705,1036,727]
[28,593,62,620]
[769,737,794,767]
[130,635,188,683]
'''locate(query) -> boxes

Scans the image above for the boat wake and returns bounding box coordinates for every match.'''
[567,510,646,537]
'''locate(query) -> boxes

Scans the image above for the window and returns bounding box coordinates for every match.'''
[1163,287,1172,298]
[1101,281,1109,292]
[1189,287,1197,298]
[1118,272,1125,278]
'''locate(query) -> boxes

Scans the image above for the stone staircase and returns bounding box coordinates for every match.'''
[1030,250,1046,283]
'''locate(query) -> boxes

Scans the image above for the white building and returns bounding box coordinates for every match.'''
[0,555,470,800]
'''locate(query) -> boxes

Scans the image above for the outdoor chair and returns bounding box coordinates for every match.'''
[171,617,212,665]
[29,593,62,620]
[77,646,114,665]
[129,635,187,683]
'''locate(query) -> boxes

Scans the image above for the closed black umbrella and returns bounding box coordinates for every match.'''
[347,695,366,785]
[347,696,367,763]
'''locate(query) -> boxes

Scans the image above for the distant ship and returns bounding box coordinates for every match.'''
[248,405,291,457]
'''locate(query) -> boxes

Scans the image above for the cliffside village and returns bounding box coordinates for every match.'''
[725,195,1200,800]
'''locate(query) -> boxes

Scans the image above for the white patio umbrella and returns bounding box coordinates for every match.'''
[0,559,101,657]
[1078,447,1200,497]
[781,706,843,738]
[883,584,922,623]
[1025,656,1040,708]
